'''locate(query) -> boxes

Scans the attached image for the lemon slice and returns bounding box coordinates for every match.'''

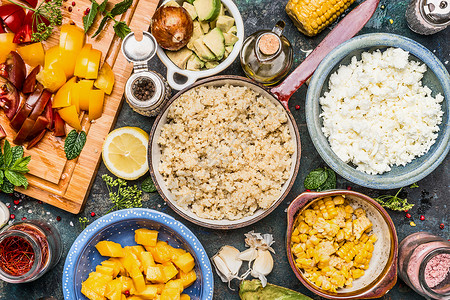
[102,127,149,180]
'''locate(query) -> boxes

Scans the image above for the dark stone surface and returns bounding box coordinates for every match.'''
[0,0,448,299]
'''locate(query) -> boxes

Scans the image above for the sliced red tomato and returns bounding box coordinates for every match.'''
[0,4,25,33]
[13,22,32,44]
[23,0,38,9]
[0,75,20,120]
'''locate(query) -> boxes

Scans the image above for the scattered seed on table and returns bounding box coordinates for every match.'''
[90,212,96,217]
[10,214,15,219]
[420,215,425,221]
[21,217,27,221]
[440,223,445,229]
[295,105,300,110]
[56,216,62,222]
[406,213,411,219]
[13,200,20,205]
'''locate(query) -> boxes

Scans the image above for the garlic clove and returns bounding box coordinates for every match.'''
[252,249,274,276]
[212,255,232,283]
[217,245,242,275]
[238,248,257,262]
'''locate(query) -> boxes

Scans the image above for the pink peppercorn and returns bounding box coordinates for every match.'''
[72,1,75,5]
[295,105,300,110]
[90,212,96,217]
[420,215,425,221]
[68,6,72,12]
[347,186,352,190]
[10,214,15,219]
[21,217,27,221]
[124,291,130,296]
[306,189,311,192]
[56,216,62,222]
[406,213,411,219]
[13,200,20,205]
[440,223,444,229]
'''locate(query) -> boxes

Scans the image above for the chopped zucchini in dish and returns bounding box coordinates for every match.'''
[164,0,238,71]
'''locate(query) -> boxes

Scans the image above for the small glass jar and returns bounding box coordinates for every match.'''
[121,31,172,117]
[0,220,62,283]
[398,232,450,299]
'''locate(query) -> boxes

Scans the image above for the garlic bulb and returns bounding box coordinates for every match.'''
[211,245,242,289]
[218,245,242,275]
[250,249,274,287]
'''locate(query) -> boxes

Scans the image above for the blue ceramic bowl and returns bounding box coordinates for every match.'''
[306,33,450,189]
[62,209,213,300]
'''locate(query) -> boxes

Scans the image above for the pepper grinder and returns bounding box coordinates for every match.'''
[121,32,171,117]
[406,0,450,34]
[240,21,293,86]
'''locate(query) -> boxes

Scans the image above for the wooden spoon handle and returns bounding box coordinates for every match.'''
[271,0,381,109]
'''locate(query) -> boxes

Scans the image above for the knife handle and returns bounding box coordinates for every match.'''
[271,0,381,109]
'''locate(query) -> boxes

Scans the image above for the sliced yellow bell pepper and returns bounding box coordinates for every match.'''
[88,89,105,120]
[53,77,77,108]
[94,62,115,95]
[36,66,67,93]
[0,33,17,63]
[60,24,85,54]
[74,44,92,78]
[17,42,44,67]
[45,46,74,79]
[72,79,94,111]
[58,105,82,131]
[86,49,102,79]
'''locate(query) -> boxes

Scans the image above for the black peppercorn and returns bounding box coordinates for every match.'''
[132,77,155,101]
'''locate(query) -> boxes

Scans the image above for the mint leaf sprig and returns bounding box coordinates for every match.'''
[304,167,337,192]
[102,174,142,213]
[84,0,133,39]
[374,188,414,211]
[0,140,31,194]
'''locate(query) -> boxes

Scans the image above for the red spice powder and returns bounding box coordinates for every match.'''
[425,253,450,288]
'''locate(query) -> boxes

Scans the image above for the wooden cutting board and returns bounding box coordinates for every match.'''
[0,0,159,213]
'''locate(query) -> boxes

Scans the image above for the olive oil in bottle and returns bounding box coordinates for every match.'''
[240,21,293,86]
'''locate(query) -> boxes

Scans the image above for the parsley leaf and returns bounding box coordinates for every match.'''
[0,140,31,193]
[113,21,131,39]
[374,188,415,211]
[64,130,87,160]
[141,177,157,193]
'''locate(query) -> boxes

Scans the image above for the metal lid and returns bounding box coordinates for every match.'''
[421,0,450,25]
[121,31,157,65]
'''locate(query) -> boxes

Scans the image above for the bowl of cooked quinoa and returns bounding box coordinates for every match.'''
[286,190,398,299]
[149,76,301,229]
[306,33,450,189]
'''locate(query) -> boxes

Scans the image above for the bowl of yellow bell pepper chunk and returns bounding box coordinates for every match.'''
[63,208,213,300]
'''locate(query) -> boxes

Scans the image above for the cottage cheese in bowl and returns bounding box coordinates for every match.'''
[319,47,444,175]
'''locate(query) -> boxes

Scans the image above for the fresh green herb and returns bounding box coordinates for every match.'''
[410,183,419,189]
[141,177,156,193]
[316,168,336,191]
[64,130,87,160]
[0,140,31,193]
[79,217,90,230]
[85,0,133,39]
[304,167,336,191]
[8,0,63,42]
[102,174,142,213]
[374,188,415,211]
[112,21,132,39]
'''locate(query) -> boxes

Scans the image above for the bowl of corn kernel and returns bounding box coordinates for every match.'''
[286,190,398,299]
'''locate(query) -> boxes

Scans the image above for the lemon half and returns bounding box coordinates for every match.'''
[102,127,149,180]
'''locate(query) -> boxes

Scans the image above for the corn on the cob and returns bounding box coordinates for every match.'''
[286,0,357,37]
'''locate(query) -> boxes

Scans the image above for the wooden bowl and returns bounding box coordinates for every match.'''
[286,190,398,299]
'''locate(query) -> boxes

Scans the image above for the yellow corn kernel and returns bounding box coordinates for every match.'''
[292,228,300,236]
[298,221,310,234]
[285,0,357,36]
[299,233,308,243]
[352,268,365,279]
[333,195,345,205]
[291,235,301,243]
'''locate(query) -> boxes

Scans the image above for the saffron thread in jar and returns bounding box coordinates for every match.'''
[0,236,35,276]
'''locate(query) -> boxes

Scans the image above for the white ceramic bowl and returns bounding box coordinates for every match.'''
[156,0,245,90]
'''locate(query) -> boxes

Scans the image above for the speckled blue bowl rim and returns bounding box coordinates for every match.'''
[62,208,214,300]
[306,33,450,190]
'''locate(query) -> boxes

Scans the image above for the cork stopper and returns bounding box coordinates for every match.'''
[258,33,280,56]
